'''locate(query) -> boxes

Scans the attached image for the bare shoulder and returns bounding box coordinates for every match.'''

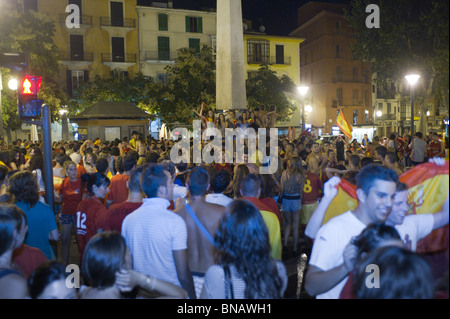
[0,274,29,299]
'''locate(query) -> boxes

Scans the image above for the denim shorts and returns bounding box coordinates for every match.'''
[60,213,77,225]
[281,193,302,212]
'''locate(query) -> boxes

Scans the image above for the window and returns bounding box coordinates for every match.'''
[247,39,270,64]
[69,0,82,14]
[387,103,392,114]
[210,35,216,55]
[189,38,200,53]
[67,70,88,97]
[336,45,340,58]
[353,89,358,106]
[24,0,38,11]
[158,36,170,60]
[378,103,383,111]
[158,13,168,31]
[335,21,341,35]
[110,1,124,27]
[337,88,343,106]
[336,66,342,82]
[365,110,369,123]
[70,34,84,61]
[310,69,314,84]
[157,73,168,83]
[111,37,125,62]
[105,127,121,142]
[186,16,203,33]
[110,70,128,78]
[353,110,358,125]
[275,45,284,64]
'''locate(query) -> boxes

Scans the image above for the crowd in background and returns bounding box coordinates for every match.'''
[0,108,448,299]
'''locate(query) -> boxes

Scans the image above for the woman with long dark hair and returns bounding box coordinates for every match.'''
[28,153,45,196]
[200,200,287,299]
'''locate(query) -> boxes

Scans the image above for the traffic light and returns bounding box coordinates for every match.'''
[18,75,43,119]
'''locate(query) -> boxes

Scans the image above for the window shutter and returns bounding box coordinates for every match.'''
[83,70,89,84]
[185,16,190,32]
[66,70,73,97]
[198,17,203,33]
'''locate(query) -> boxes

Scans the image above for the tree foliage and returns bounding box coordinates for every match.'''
[345,0,449,131]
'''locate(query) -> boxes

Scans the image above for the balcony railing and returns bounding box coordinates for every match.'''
[101,53,136,63]
[332,74,370,84]
[100,17,135,28]
[59,51,94,62]
[144,51,179,61]
[60,13,93,26]
[247,55,291,65]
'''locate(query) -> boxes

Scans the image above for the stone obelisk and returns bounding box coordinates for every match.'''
[216,0,247,110]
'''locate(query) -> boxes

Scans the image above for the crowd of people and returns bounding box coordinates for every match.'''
[0,110,448,299]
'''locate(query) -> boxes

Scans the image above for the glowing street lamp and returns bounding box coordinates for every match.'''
[297,86,309,132]
[405,74,420,136]
[376,110,382,117]
[8,78,18,91]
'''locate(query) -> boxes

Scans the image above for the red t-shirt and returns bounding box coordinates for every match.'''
[77,164,87,177]
[76,197,108,261]
[58,178,85,215]
[106,201,142,234]
[106,174,130,204]
[12,244,48,279]
[428,140,443,158]
[302,172,323,204]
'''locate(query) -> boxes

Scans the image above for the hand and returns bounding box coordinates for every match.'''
[323,176,340,199]
[428,157,446,166]
[115,269,144,292]
[343,243,358,272]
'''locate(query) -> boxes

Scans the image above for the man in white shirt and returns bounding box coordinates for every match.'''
[121,164,196,299]
[386,182,449,251]
[305,164,398,299]
[205,170,233,207]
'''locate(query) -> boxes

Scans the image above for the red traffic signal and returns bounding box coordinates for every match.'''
[21,75,42,95]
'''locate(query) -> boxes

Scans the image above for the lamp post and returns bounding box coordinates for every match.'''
[405,74,420,136]
[297,86,309,133]
[59,107,68,141]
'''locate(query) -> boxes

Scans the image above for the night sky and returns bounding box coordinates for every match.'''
[137,0,352,36]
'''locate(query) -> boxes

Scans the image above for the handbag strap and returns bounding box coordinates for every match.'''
[185,203,215,245]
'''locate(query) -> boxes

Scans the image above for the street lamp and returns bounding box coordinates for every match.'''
[297,86,309,133]
[405,74,420,136]
[8,78,18,91]
[376,110,382,117]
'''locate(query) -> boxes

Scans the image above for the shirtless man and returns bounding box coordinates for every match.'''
[306,142,323,176]
[173,166,226,298]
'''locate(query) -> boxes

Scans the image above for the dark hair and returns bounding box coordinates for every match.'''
[115,156,124,174]
[375,146,387,158]
[110,146,120,157]
[353,246,434,299]
[95,157,109,175]
[128,166,144,193]
[0,203,26,256]
[215,199,283,298]
[0,165,9,184]
[123,153,137,172]
[211,170,231,194]
[187,167,210,197]
[396,182,408,193]
[28,261,67,299]
[239,174,261,197]
[414,132,423,138]
[349,155,360,169]
[86,172,110,195]
[55,153,70,165]
[356,164,398,195]
[81,232,127,289]
[360,157,374,167]
[8,171,40,207]
[385,151,398,164]
[141,164,170,198]
[28,153,44,172]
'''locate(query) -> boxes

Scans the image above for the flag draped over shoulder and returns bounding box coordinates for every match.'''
[399,161,449,253]
[322,161,449,253]
[336,109,353,140]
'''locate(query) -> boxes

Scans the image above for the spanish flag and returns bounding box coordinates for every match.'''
[336,109,353,140]
[322,161,449,253]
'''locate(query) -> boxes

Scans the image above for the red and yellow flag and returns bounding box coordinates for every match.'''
[322,161,449,253]
[336,109,353,140]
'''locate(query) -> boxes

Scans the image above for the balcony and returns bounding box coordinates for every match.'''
[144,51,178,64]
[247,55,292,66]
[101,53,136,70]
[100,17,135,36]
[59,51,93,68]
[332,74,370,84]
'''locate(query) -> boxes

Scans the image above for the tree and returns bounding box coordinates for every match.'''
[246,64,297,119]
[345,0,449,134]
[0,1,67,133]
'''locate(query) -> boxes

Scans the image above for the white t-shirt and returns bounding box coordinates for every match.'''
[205,193,233,207]
[121,198,188,287]
[395,214,434,252]
[309,211,366,299]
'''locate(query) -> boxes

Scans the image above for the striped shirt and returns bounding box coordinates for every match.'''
[121,198,188,287]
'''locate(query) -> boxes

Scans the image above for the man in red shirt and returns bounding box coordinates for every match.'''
[106,153,137,206]
[301,168,323,233]
[428,133,445,158]
[106,166,143,234]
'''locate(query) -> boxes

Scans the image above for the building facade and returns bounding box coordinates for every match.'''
[289,2,372,135]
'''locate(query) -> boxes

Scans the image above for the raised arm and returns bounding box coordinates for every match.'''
[305,176,340,239]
